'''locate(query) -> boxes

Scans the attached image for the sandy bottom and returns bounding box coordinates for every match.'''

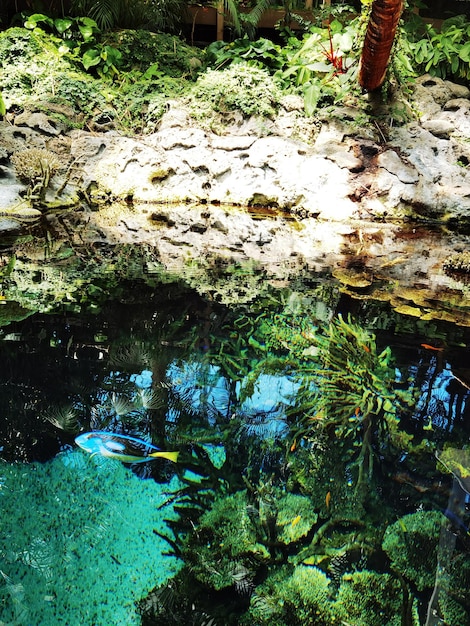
[0,450,182,625]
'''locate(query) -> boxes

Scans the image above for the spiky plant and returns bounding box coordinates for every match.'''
[42,404,79,432]
[222,0,275,39]
[290,314,418,490]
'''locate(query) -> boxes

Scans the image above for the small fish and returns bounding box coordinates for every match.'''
[75,431,179,463]
[325,491,331,509]
[290,439,297,452]
[421,343,444,352]
[354,407,361,417]
[291,515,302,527]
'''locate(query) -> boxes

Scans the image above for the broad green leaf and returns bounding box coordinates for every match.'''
[54,18,73,34]
[309,61,333,73]
[24,13,52,30]
[82,48,101,70]
[459,41,470,62]
[142,63,160,80]
[304,82,321,116]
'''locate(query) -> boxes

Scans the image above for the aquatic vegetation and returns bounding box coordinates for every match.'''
[437,553,470,625]
[333,570,405,626]
[245,564,335,626]
[290,314,420,491]
[382,510,444,591]
[180,485,317,591]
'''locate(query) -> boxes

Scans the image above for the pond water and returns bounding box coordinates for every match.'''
[0,244,469,625]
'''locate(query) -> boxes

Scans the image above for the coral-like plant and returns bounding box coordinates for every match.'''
[11,147,61,205]
[438,553,470,625]
[243,564,335,625]
[333,570,404,626]
[382,510,444,591]
[180,486,318,591]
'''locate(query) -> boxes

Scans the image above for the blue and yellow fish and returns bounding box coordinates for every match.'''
[75,431,179,463]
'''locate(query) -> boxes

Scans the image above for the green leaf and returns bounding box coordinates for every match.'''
[0,91,6,117]
[82,48,101,70]
[103,45,122,66]
[142,63,161,80]
[303,82,321,116]
[24,13,52,30]
[309,61,333,73]
[458,41,470,62]
[54,18,73,34]
[78,18,99,42]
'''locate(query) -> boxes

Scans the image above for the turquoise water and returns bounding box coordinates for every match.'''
[0,269,469,625]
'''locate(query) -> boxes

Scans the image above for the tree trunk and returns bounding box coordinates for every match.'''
[359,0,404,92]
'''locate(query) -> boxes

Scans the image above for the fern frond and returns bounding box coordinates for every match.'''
[222,0,242,35]
[245,0,274,27]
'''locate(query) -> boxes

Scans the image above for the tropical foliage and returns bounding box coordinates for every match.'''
[400,13,470,81]
[70,0,188,33]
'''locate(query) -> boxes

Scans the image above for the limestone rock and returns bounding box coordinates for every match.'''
[14,111,61,136]
[377,150,419,184]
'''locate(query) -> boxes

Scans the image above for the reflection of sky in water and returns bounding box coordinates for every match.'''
[414,361,470,431]
[236,374,298,439]
[167,360,297,439]
[130,370,153,389]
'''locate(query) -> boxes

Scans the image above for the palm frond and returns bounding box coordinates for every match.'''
[245,0,274,27]
[43,405,79,432]
[88,0,121,31]
[109,343,151,372]
[110,392,134,417]
[222,0,242,36]
[136,388,165,411]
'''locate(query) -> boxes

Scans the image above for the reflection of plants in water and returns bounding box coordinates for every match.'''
[210,300,421,488]
[289,314,421,491]
[0,244,167,316]
[42,404,79,433]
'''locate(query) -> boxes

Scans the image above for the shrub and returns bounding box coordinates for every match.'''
[189,63,283,119]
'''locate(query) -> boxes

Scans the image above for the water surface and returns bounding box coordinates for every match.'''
[0,247,469,625]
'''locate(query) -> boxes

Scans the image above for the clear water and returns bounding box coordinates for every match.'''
[0,253,469,625]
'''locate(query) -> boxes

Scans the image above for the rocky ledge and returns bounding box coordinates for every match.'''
[0,76,470,228]
[1,74,470,226]
[1,74,470,324]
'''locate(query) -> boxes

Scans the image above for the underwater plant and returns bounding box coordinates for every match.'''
[244,564,336,626]
[437,553,470,625]
[179,485,318,592]
[333,570,406,626]
[289,314,420,492]
[382,510,444,592]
